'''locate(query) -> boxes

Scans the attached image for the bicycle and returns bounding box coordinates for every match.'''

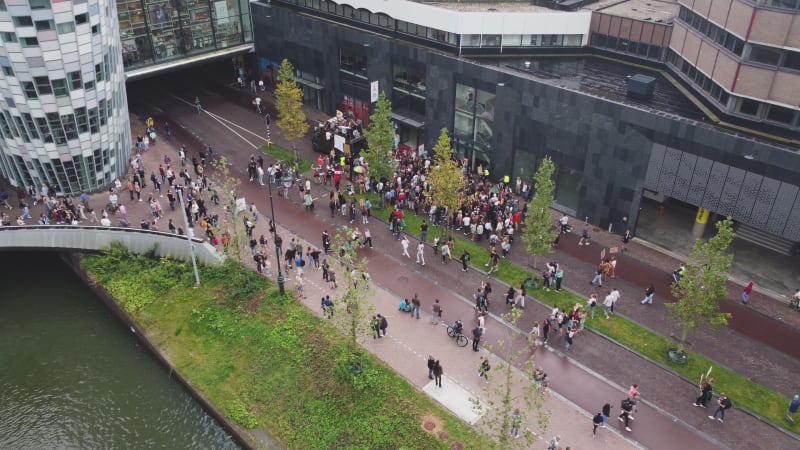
[446,324,469,347]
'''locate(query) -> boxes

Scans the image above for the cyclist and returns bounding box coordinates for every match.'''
[452,319,463,336]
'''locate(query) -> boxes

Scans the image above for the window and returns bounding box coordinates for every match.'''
[2,66,12,76]
[35,117,52,143]
[0,0,6,11]
[84,79,95,91]
[766,105,796,125]
[88,108,99,133]
[92,24,99,34]
[35,20,55,31]
[1,32,16,43]
[22,81,37,99]
[95,64,104,82]
[29,0,50,9]
[34,76,52,95]
[13,16,33,27]
[61,114,78,140]
[51,79,68,97]
[68,71,82,90]
[23,113,39,140]
[75,107,88,133]
[14,116,30,142]
[748,45,781,66]
[75,14,88,25]
[737,98,761,116]
[783,52,800,71]
[481,35,501,47]
[21,37,39,47]
[46,112,66,144]
[98,99,107,126]
[57,22,75,34]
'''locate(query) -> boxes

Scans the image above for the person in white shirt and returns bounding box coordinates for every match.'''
[401,236,410,258]
[416,242,426,266]
[100,216,112,227]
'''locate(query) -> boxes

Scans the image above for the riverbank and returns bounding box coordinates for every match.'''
[76,245,491,449]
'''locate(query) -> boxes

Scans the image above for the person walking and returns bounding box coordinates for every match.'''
[554,267,565,292]
[478,356,491,383]
[378,314,388,337]
[742,281,754,304]
[471,326,483,351]
[194,96,202,114]
[592,411,604,437]
[431,299,443,325]
[547,435,561,450]
[694,377,714,408]
[619,397,634,432]
[433,360,443,388]
[427,355,436,380]
[587,294,598,319]
[590,263,603,287]
[565,327,577,351]
[420,220,429,243]
[786,394,800,423]
[410,294,421,319]
[709,393,733,422]
[609,288,620,315]
[460,249,470,272]
[641,284,655,305]
[440,240,450,263]
[401,236,411,258]
[510,408,522,439]
[602,402,612,427]
[416,241,426,266]
[603,291,615,319]
[541,317,551,345]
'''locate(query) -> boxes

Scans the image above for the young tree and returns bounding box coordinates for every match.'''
[330,226,373,379]
[426,128,464,232]
[521,156,556,272]
[471,308,548,448]
[362,91,396,183]
[210,155,248,262]
[666,216,735,358]
[275,59,308,161]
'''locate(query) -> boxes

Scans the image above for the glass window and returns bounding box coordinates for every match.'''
[35,117,52,143]
[46,112,66,145]
[68,71,82,90]
[51,79,68,97]
[1,32,16,42]
[475,89,496,123]
[2,66,12,76]
[61,114,77,140]
[13,16,33,27]
[415,25,427,38]
[22,81,37,99]
[648,45,662,59]
[75,13,88,25]
[462,35,481,47]
[21,37,39,47]
[88,108,99,133]
[84,79,95,91]
[23,113,38,140]
[397,20,407,32]
[737,98,761,116]
[783,51,800,71]
[455,83,476,114]
[340,47,367,78]
[98,100,107,126]
[95,63,104,82]
[34,76,52,95]
[13,116,29,142]
[35,20,55,31]
[75,107,89,133]
[29,0,50,9]
[481,34,501,47]
[748,44,782,66]
[454,110,474,140]
[57,22,75,34]
[555,167,582,211]
[766,105,796,125]
[0,0,6,11]
[503,34,522,47]
[564,35,582,46]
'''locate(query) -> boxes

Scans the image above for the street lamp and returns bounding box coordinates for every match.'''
[266,178,285,295]
[174,185,201,286]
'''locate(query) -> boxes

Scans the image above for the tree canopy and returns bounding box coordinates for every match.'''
[521,156,556,271]
[426,128,463,230]
[275,59,308,151]
[362,91,396,182]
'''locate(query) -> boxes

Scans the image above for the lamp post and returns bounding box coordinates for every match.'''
[174,185,201,286]
[266,178,285,295]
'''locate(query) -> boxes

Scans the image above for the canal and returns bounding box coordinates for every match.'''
[0,252,240,449]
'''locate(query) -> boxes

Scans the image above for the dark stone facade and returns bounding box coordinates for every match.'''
[252,3,800,241]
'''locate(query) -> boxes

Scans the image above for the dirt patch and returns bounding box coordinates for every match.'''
[449,442,464,450]
[244,293,265,315]
[438,431,450,441]
[421,414,443,433]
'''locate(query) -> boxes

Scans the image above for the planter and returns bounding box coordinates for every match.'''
[667,347,688,365]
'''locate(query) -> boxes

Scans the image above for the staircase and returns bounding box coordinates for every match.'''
[734,223,798,256]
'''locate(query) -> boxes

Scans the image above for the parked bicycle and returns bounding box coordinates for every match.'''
[446,320,469,347]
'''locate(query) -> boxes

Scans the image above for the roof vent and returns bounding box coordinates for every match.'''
[626,74,657,100]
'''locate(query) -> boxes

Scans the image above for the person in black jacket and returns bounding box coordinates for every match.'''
[694,377,714,408]
[472,326,483,351]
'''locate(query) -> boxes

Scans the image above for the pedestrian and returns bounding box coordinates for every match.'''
[619,397,634,432]
[410,293,421,319]
[194,96,202,114]
[427,355,436,379]
[565,327,576,351]
[416,241,426,265]
[554,266,564,291]
[786,394,800,423]
[460,249,470,272]
[431,299,443,325]
[742,281,754,304]
[590,262,603,287]
[602,402,612,426]
[547,435,561,450]
[641,284,655,305]
[472,326,483,351]
[440,241,450,263]
[588,293,598,319]
[542,317,550,345]
[433,360,443,388]
[510,408,522,439]
[478,356,490,383]
[529,321,540,350]
[420,220,428,243]
[372,315,380,339]
[709,393,733,423]
[328,269,337,289]
[295,272,306,299]
[401,235,411,258]
[592,411,604,437]
[578,226,591,245]
[608,288,620,316]
[322,295,334,318]
[621,229,632,252]
[379,314,388,337]
[694,377,714,408]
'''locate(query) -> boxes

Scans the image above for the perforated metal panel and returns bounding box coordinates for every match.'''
[644,143,666,191]
[736,172,762,222]
[673,152,696,201]
[784,194,800,242]
[687,157,712,205]
[657,147,682,196]
[702,161,729,212]
[718,167,745,217]
[767,183,798,236]
[750,177,780,228]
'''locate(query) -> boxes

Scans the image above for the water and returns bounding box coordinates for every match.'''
[0,252,240,450]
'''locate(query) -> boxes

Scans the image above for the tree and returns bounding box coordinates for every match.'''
[471,308,548,448]
[666,217,735,358]
[330,226,373,380]
[426,128,464,232]
[275,59,308,161]
[521,156,556,272]
[362,91,396,183]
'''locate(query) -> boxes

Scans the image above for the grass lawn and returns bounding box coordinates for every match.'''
[260,144,313,173]
[362,195,797,433]
[81,245,492,449]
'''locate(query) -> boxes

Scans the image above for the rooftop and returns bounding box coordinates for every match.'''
[586,0,679,22]
[413,1,556,13]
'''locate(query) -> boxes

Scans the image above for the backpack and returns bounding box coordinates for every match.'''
[621,399,633,411]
